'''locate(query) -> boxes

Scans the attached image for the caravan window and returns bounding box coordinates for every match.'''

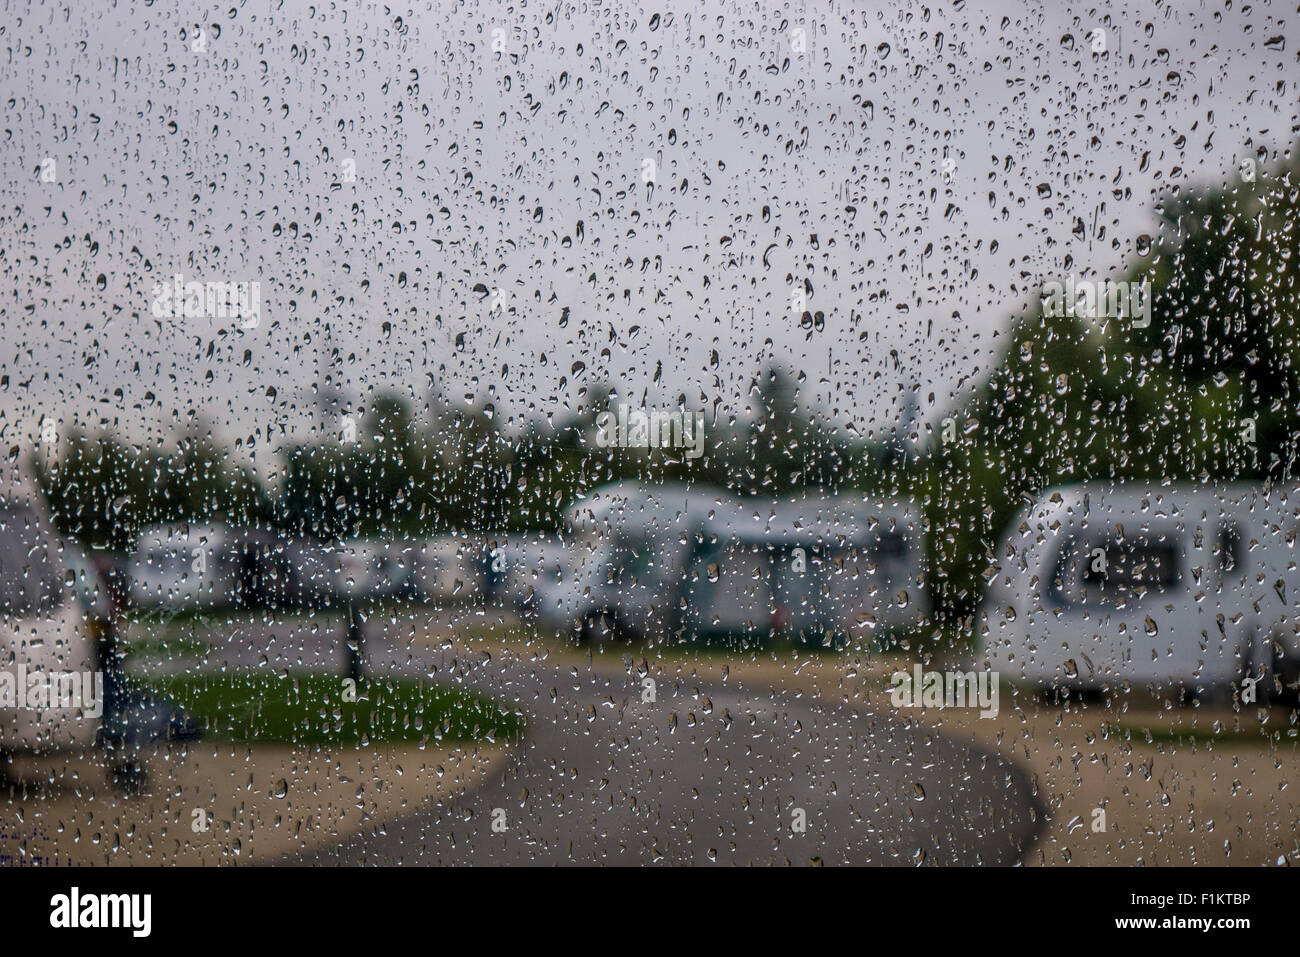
[149,547,192,577]
[606,536,653,586]
[1216,522,1243,574]
[871,530,907,562]
[1081,536,1182,594]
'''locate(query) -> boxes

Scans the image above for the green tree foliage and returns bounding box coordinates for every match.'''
[39,429,270,550]
[914,144,1300,619]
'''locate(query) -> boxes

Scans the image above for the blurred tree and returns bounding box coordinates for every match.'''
[907,142,1300,621]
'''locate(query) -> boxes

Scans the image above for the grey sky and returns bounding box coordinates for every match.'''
[1,0,1295,477]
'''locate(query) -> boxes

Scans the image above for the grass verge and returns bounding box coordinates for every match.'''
[127,672,523,746]
[1117,721,1300,748]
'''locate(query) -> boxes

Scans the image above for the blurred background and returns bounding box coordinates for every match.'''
[1,0,1298,866]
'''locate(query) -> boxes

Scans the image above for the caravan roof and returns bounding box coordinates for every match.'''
[134,523,235,554]
[997,481,1300,567]
[567,481,734,539]
[704,494,914,547]
[984,480,1300,619]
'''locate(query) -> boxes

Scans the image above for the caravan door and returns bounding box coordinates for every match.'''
[682,538,775,643]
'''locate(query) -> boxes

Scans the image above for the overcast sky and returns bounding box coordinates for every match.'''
[1,0,1296,476]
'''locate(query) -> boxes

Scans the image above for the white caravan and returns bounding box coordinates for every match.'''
[841,496,928,637]
[684,494,927,645]
[535,484,926,646]
[129,523,238,610]
[498,535,567,611]
[333,539,398,602]
[0,458,101,755]
[980,482,1300,698]
[533,481,734,642]
[409,536,480,603]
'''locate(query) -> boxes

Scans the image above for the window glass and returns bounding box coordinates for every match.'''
[1082,537,1182,594]
[1,0,1297,879]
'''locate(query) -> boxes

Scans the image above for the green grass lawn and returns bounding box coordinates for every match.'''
[1118,721,1300,748]
[128,672,522,746]
[123,633,216,661]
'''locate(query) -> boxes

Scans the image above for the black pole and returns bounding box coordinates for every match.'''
[98,562,129,720]
[345,597,365,681]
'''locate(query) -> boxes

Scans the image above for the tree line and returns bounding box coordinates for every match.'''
[36,144,1300,627]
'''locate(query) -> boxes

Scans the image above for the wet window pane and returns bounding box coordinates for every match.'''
[0,0,1296,885]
